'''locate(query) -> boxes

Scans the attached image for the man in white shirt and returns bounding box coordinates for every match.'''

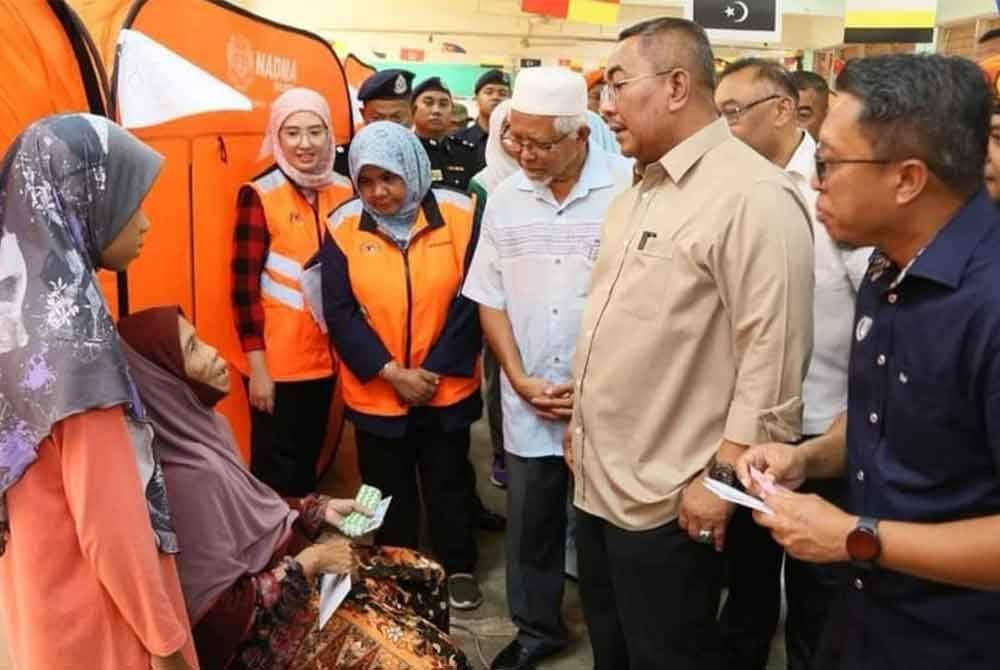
[463,66,632,670]
[715,58,871,670]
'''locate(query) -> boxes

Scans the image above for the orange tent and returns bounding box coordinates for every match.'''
[0,0,108,152]
[5,0,356,476]
[345,53,378,91]
[343,54,377,127]
[66,0,133,73]
[100,0,355,468]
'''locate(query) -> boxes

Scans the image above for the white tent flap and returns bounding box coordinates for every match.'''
[116,28,252,129]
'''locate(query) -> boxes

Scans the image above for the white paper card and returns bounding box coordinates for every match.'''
[702,478,774,515]
[318,573,351,629]
[300,263,326,332]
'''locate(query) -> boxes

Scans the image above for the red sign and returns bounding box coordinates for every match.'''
[522,0,569,18]
[400,48,425,62]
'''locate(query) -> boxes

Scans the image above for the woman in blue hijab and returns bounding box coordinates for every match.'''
[320,121,486,611]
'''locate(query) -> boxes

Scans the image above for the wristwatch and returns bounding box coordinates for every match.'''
[707,457,740,490]
[846,516,881,569]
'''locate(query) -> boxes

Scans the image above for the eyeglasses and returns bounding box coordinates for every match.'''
[502,130,569,155]
[719,94,784,123]
[600,67,680,106]
[280,126,329,145]
[814,156,892,183]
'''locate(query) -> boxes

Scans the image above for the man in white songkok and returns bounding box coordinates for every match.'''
[463,66,633,670]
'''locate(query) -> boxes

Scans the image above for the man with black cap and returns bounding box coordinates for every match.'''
[412,76,479,190]
[454,69,511,170]
[334,68,415,176]
[410,75,506,533]
[359,68,416,125]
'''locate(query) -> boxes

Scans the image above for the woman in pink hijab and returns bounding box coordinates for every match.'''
[230,88,353,498]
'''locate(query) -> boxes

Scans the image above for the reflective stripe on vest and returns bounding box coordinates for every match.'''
[327,190,480,416]
[255,169,287,194]
[234,167,352,381]
[265,250,303,281]
[260,273,304,310]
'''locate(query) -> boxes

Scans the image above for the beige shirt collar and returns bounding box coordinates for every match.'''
[656,117,731,184]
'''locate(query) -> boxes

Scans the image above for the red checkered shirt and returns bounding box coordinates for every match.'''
[231,186,269,352]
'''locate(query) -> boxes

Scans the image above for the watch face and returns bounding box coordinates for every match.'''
[847,527,879,562]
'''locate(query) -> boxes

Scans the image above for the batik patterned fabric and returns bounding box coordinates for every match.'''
[230,546,469,670]
[0,113,175,554]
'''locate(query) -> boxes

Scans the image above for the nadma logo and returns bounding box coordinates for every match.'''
[226,35,255,91]
[226,34,299,92]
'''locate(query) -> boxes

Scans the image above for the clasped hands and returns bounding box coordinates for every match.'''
[381,360,440,406]
[512,376,574,421]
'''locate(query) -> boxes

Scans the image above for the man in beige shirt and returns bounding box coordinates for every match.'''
[559,17,814,670]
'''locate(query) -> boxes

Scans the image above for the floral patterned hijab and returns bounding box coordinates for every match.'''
[0,113,176,555]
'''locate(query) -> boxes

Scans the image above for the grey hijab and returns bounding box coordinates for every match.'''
[0,113,176,555]
[348,121,432,246]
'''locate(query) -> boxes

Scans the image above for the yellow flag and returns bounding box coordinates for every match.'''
[844,0,935,43]
[567,0,619,27]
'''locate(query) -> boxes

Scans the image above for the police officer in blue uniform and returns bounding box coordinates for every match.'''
[452,69,511,172]
[334,69,415,177]
[411,76,478,191]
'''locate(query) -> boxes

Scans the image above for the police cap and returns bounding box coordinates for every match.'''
[412,76,451,100]
[474,69,510,94]
[358,69,415,102]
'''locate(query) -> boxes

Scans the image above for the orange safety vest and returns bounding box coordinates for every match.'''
[326,189,481,417]
[240,166,352,382]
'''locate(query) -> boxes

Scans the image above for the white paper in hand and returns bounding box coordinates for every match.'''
[702,478,774,515]
[318,573,351,629]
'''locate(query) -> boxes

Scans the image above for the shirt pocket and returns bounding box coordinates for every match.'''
[885,359,982,478]
[614,233,672,321]
[550,216,601,297]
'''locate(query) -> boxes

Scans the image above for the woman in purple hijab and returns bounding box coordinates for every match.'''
[118,306,470,670]
[0,114,197,670]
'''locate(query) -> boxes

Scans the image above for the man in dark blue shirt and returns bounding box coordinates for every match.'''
[736,54,1000,670]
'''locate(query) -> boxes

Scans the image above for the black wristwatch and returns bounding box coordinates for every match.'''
[707,457,740,490]
[846,516,881,570]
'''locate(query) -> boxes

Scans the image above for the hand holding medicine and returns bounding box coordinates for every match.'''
[335,485,393,539]
[324,497,374,528]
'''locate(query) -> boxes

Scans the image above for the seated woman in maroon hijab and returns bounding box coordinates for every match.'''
[117,306,469,670]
